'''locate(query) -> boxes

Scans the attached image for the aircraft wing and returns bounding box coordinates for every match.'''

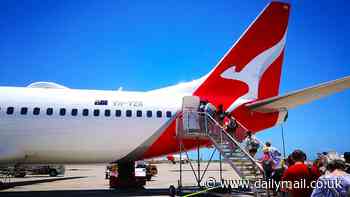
[246,76,350,113]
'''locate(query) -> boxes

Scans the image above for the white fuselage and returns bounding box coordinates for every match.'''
[0,85,191,164]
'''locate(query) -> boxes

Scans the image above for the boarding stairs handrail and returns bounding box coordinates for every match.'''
[223,111,266,151]
[178,110,264,176]
[204,113,264,175]
[223,112,266,152]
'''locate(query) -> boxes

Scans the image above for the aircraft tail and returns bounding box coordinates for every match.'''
[193,2,291,112]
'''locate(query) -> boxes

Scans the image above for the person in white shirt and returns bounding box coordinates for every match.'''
[244,131,260,157]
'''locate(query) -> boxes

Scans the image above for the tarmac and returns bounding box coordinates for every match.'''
[0,162,250,197]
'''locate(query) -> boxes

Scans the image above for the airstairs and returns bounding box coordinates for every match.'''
[171,96,269,196]
[206,114,264,181]
[177,110,264,182]
[175,110,269,196]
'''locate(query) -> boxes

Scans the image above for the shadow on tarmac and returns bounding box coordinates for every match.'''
[170,169,227,172]
[1,188,171,197]
[0,176,86,190]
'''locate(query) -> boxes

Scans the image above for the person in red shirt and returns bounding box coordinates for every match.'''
[311,159,322,180]
[282,150,318,197]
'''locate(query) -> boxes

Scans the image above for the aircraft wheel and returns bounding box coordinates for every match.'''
[14,171,26,178]
[169,185,176,197]
[49,169,58,177]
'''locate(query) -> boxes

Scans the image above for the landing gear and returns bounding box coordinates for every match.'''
[169,185,176,197]
[109,161,146,189]
[13,166,26,178]
[49,169,58,177]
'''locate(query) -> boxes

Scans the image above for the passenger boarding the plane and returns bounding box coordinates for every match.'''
[198,100,208,131]
[264,141,282,167]
[244,131,260,157]
[216,104,225,125]
[204,102,216,117]
[261,148,275,182]
[202,102,216,133]
[198,100,207,113]
[224,115,237,137]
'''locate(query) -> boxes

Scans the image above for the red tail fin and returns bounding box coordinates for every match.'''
[194,2,290,111]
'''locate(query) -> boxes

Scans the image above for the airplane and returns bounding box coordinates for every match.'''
[0,1,350,175]
[166,154,189,164]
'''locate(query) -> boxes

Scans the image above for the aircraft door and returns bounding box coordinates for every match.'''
[182,96,200,133]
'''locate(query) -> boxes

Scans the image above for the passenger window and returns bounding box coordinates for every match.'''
[47,108,53,115]
[166,111,172,118]
[83,109,89,116]
[71,108,78,116]
[105,109,111,117]
[33,107,40,115]
[7,107,14,115]
[94,109,100,116]
[60,108,66,116]
[146,110,152,118]
[115,110,121,117]
[20,107,28,115]
[136,110,142,117]
[156,110,162,118]
[126,110,132,117]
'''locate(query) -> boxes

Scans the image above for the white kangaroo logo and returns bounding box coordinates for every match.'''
[221,33,287,112]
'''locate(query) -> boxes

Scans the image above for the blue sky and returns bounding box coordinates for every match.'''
[0,0,349,160]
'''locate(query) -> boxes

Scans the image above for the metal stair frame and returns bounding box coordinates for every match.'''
[178,110,264,180]
[204,113,264,180]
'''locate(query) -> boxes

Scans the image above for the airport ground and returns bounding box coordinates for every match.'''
[0,162,252,197]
